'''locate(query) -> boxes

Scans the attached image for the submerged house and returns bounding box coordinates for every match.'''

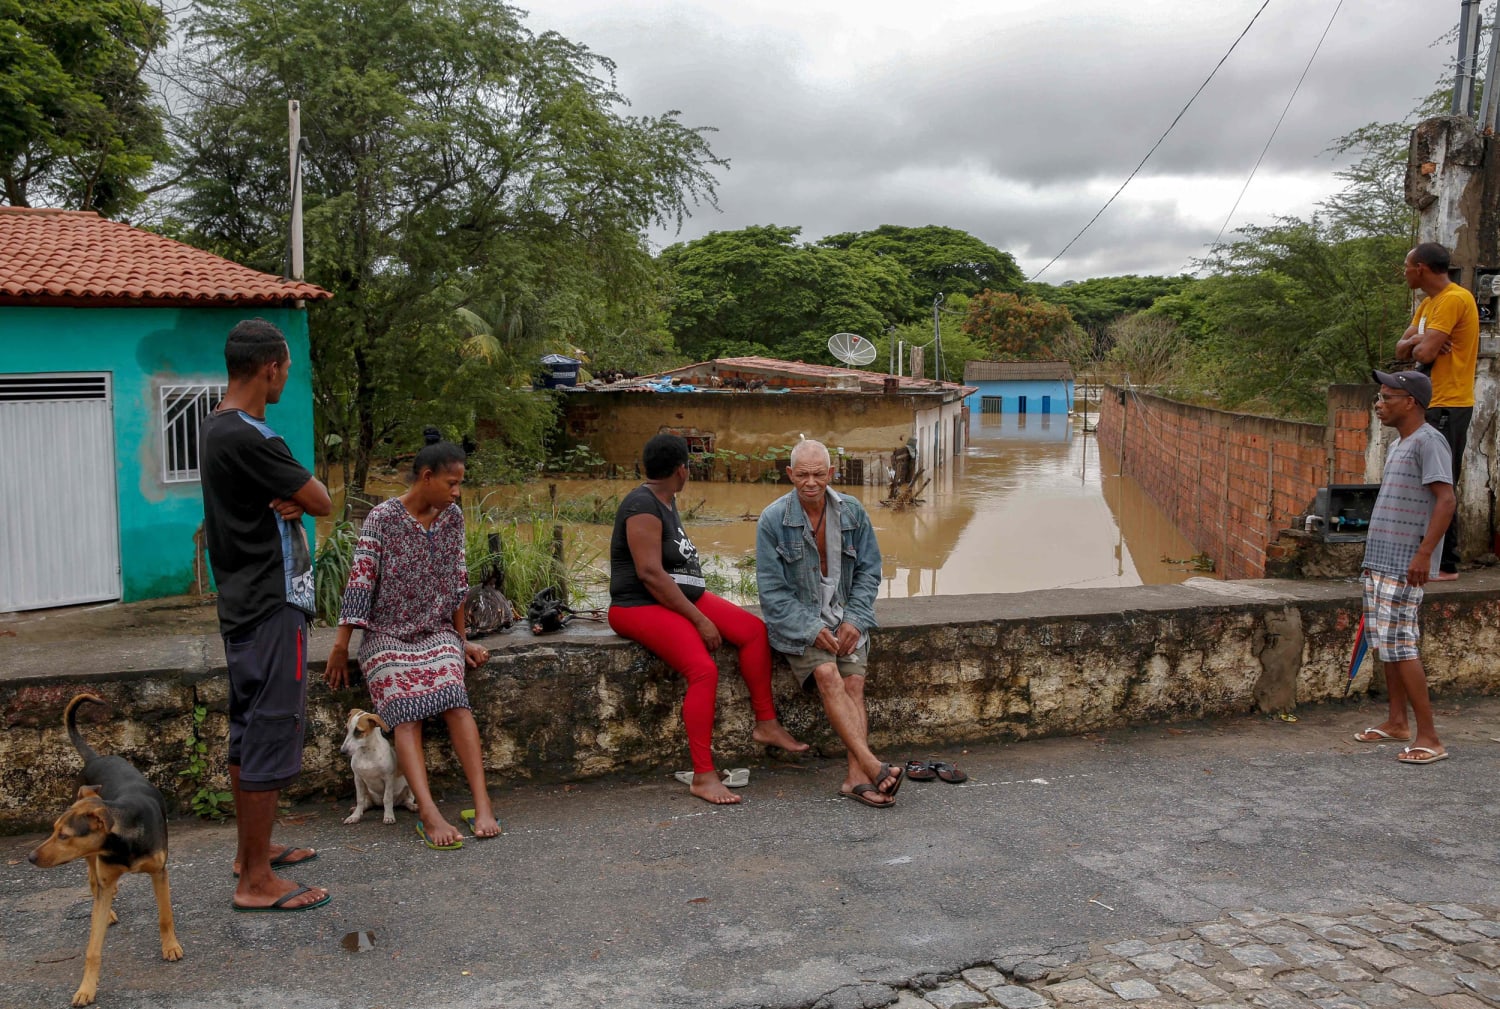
[559,356,975,482]
[963,360,1075,415]
[0,206,331,612]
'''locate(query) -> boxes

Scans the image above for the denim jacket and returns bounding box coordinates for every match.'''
[755,488,882,655]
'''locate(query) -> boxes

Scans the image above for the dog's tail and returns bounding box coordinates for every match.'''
[64,693,107,762]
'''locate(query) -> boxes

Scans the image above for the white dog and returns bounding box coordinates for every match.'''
[340,709,418,824]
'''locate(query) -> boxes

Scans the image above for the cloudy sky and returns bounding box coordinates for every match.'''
[523,0,1460,282]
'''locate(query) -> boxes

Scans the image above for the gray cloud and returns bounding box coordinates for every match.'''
[530,1,1458,279]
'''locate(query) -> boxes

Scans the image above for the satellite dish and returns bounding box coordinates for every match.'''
[828,332,878,367]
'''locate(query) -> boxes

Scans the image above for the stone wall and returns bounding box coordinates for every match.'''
[5,577,1500,834]
[1097,386,1375,579]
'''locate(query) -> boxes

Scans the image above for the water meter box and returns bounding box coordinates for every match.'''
[1307,484,1380,543]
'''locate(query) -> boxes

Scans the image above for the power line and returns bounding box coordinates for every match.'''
[1206,0,1343,256]
[1028,0,1273,282]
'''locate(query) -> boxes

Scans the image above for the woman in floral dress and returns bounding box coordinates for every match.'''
[324,435,500,848]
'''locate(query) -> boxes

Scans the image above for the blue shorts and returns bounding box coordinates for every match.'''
[224,606,310,791]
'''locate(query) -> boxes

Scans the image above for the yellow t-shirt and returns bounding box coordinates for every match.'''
[1410,283,1479,408]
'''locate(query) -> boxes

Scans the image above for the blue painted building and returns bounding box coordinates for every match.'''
[0,207,331,611]
[963,360,1075,415]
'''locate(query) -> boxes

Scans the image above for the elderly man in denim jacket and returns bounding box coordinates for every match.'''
[756,440,902,808]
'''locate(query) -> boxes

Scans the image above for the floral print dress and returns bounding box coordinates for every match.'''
[339,498,470,725]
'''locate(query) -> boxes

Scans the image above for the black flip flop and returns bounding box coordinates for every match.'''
[232,845,317,877]
[931,761,968,784]
[839,784,893,809]
[904,760,937,782]
[232,884,331,912]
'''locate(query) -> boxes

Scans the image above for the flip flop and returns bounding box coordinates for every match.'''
[874,762,904,798]
[415,821,463,850]
[904,760,937,782]
[673,769,751,788]
[232,884,331,912]
[459,808,501,838]
[1398,746,1450,765]
[231,845,317,877]
[839,783,893,809]
[931,761,969,784]
[1354,727,1407,742]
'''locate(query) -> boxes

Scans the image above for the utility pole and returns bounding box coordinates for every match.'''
[288,100,304,281]
[1481,9,1500,132]
[1452,0,1482,117]
[932,292,946,383]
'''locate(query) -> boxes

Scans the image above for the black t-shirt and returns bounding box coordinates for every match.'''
[200,409,316,635]
[609,485,705,607]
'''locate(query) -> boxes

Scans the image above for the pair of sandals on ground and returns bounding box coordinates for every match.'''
[1353,726,1448,765]
[841,758,968,808]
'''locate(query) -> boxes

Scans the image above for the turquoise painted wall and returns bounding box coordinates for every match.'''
[0,306,316,602]
[964,379,1074,414]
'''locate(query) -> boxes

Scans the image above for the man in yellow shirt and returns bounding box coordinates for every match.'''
[1395,242,1478,578]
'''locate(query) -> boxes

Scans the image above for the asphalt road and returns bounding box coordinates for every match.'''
[4,696,1499,1009]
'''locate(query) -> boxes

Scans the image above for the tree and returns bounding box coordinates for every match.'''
[166,0,724,488]
[659,225,916,362]
[0,0,169,214]
[819,224,1023,318]
[1029,273,1195,353]
[960,290,1084,362]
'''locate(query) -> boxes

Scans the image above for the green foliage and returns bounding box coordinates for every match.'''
[659,225,917,362]
[168,0,724,489]
[0,0,169,214]
[179,703,232,820]
[464,507,604,606]
[546,443,608,476]
[1179,222,1409,419]
[819,224,1024,316]
[960,291,1085,362]
[313,519,357,627]
[1029,274,1196,352]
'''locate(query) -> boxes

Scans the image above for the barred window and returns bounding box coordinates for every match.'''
[160,383,226,483]
[981,395,1003,414]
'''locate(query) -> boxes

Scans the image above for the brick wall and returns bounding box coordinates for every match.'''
[1097,386,1375,579]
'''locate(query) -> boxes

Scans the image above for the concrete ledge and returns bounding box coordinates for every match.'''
[4,574,1500,833]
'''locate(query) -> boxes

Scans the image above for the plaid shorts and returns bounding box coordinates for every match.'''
[1361,569,1424,663]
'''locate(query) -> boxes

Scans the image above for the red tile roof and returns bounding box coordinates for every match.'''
[0,207,332,306]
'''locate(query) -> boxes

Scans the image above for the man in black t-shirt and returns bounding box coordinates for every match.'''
[201,319,333,912]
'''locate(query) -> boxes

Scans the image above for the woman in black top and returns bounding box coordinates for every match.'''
[607,434,807,804]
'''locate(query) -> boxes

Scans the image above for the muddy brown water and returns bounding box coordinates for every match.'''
[343,413,1208,607]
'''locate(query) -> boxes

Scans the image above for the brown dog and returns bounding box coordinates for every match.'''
[28,693,183,1007]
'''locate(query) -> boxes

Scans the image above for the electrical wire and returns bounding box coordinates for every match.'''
[1028,0,1273,282]
[1205,0,1343,257]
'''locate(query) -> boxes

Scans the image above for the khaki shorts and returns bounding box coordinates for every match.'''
[781,643,869,692]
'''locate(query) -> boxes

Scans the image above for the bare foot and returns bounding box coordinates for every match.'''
[752,718,810,754]
[232,843,316,877]
[689,772,743,805]
[418,807,464,847]
[469,800,501,838]
[1433,571,1459,581]
[233,875,328,910]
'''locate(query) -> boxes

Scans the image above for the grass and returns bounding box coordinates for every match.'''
[311,504,605,627]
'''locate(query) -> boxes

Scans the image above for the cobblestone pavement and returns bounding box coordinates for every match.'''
[883,902,1500,1009]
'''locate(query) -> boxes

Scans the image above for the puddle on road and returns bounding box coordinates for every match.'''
[341,930,376,953]
[330,413,1209,605]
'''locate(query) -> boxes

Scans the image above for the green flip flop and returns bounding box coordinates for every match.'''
[415,821,463,850]
[231,884,331,912]
[459,808,501,838]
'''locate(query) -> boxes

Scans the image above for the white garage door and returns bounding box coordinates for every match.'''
[0,374,121,611]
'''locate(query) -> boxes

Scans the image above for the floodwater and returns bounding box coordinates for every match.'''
[345,412,1208,607]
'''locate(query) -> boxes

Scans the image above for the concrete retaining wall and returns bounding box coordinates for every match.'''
[4,576,1500,834]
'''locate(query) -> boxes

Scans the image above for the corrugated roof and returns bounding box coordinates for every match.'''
[964,360,1074,382]
[0,206,332,306]
[655,356,976,396]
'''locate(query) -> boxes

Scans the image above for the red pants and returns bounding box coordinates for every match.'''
[608,592,778,773]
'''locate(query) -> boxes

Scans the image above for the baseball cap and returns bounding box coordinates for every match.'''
[1371,369,1432,409]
